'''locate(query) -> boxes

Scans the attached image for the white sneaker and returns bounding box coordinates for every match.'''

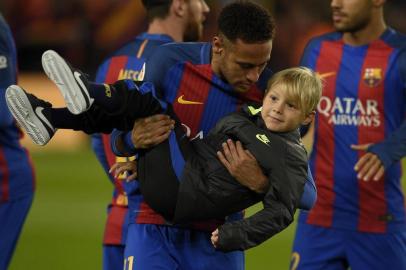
[5,85,55,145]
[42,50,94,114]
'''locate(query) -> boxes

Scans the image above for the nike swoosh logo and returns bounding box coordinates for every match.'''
[318,71,336,79]
[74,71,92,103]
[256,134,270,146]
[248,106,262,115]
[35,107,55,131]
[177,95,203,105]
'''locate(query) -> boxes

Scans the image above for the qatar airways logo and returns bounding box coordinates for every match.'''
[318,97,381,127]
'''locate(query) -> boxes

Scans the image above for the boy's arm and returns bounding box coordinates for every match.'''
[215,149,307,251]
[215,186,296,251]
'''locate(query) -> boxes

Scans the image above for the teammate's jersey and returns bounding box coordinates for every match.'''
[115,42,272,230]
[299,28,406,233]
[92,33,173,245]
[0,14,35,202]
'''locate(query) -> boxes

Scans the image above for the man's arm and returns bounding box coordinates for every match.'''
[217,140,269,193]
[110,114,174,156]
[215,139,307,251]
[351,49,406,180]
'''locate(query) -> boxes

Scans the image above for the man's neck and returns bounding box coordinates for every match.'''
[343,11,386,46]
[147,18,184,42]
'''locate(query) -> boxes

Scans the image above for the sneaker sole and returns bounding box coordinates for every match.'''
[42,50,90,114]
[5,85,50,145]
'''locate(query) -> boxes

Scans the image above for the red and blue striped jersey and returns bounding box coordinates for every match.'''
[299,28,406,233]
[91,33,173,245]
[121,42,271,230]
[0,15,35,203]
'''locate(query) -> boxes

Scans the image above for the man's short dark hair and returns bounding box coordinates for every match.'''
[218,1,275,43]
[142,0,173,22]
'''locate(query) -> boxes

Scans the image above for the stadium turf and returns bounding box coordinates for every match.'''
[8,148,406,269]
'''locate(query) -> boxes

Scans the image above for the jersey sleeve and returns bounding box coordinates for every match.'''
[367,48,406,168]
[144,44,179,99]
[216,190,293,251]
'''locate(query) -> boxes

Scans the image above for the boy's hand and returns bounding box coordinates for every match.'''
[211,229,219,248]
[217,139,268,193]
[131,114,175,149]
[109,160,138,181]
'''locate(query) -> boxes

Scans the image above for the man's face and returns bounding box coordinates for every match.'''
[217,39,272,93]
[330,0,373,32]
[261,84,308,132]
[184,0,210,41]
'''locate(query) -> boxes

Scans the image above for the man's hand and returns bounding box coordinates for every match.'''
[131,114,175,149]
[217,139,268,193]
[211,229,219,248]
[351,143,385,181]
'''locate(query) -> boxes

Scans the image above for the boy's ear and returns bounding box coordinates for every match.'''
[302,111,316,125]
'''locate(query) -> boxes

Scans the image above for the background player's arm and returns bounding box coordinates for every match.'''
[0,25,16,128]
[351,49,406,181]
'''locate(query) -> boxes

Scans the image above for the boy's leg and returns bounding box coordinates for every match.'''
[42,50,93,114]
[5,85,56,146]
[42,50,165,120]
[5,85,116,145]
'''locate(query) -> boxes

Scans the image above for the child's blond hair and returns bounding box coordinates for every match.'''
[266,67,322,116]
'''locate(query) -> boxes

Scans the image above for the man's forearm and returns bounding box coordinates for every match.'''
[110,130,136,157]
[244,173,269,194]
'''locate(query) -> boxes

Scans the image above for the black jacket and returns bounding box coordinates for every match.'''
[174,104,308,251]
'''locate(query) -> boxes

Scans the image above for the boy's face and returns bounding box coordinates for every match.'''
[261,84,313,132]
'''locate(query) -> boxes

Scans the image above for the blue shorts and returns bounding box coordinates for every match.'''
[0,194,33,270]
[124,223,244,270]
[291,222,406,270]
[103,244,125,270]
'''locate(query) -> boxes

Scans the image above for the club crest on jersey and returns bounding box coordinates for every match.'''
[0,56,7,69]
[363,68,382,87]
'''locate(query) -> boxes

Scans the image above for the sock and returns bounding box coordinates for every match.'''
[87,82,122,113]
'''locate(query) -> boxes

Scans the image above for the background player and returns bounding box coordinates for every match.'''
[0,13,35,270]
[90,0,209,269]
[291,0,406,269]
